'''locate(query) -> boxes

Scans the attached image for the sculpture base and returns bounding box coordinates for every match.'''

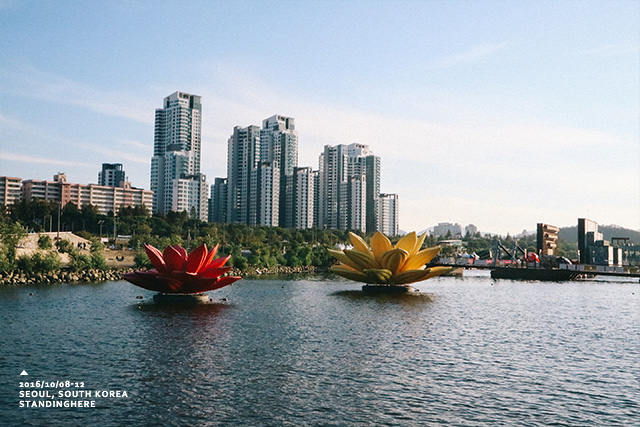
[153,293,210,304]
[362,284,417,294]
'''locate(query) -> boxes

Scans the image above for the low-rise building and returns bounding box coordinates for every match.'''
[0,176,22,206]
[21,173,152,215]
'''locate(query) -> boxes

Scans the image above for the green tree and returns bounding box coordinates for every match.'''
[0,221,28,272]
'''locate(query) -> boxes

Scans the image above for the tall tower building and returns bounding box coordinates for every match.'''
[318,143,380,233]
[151,91,208,220]
[260,115,298,227]
[209,178,228,223]
[254,161,280,227]
[226,125,261,224]
[378,193,399,236]
[318,144,348,230]
[293,167,315,229]
[364,155,380,233]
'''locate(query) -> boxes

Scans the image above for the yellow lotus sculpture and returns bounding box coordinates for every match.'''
[329,231,451,285]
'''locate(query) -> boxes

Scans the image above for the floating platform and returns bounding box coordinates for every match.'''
[490,267,581,281]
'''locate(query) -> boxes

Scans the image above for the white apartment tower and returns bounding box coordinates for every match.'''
[293,167,315,229]
[378,193,399,236]
[227,125,261,224]
[151,91,208,220]
[225,115,300,227]
[254,162,280,227]
[318,143,380,233]
[260,115,298,227]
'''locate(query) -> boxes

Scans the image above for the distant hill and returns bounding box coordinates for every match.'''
[559,224,640,243]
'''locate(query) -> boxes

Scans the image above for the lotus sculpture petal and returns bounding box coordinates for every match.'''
[329,231,451,285]
[123,243,241,294]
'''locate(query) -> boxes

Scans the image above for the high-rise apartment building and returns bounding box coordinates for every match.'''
[260,115,298,227]
[364,156,380,233]
[254,162,280,227]
[98,163,126,187]
[209,178,228,223]
[318,143,380,233]
[151,91,208,220]
[224,115,300,227]
[378,193,399,236]
[217,117,393,232]
[318,144,347,230]
[293,167,315,229]
[226,125,261,224]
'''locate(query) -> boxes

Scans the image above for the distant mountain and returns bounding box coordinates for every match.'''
[559,224,640,243]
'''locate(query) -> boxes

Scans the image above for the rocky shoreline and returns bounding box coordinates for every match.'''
[0,269,131,286]
[0,265,324,286]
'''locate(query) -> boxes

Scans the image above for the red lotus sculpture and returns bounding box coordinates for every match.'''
[123,243,241,294]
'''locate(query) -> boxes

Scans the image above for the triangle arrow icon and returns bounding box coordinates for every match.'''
[20,370,28,376]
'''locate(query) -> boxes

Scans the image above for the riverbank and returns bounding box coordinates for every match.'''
[0,269,130,285]
[0,264,324,286]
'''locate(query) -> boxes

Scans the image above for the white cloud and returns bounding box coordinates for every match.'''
[0,113,31,131]
[75,142,149,165]
[0,65,154,124]
[0,151,92,167]
[117,138,151,150]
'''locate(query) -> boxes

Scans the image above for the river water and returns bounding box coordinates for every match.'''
[1,272,639,426]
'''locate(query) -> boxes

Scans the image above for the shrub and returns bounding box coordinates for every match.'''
[56,238,73,253]
[90,251,107,270]
[134,249,152,269]
[17,251,61,274]
[68,248,92,272]
[89,237,104,253]
[38,234,53,250]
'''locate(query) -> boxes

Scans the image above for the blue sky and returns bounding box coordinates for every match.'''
[1,0,638,235]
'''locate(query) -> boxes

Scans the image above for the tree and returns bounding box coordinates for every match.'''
[0,221,28,272]
[60,202,82,232]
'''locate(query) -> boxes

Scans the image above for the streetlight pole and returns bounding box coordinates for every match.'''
[57,202,61,240]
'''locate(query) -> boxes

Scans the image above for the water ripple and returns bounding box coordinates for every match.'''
[1,278,639,425]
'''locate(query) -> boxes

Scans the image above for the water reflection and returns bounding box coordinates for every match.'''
[332,289,435,303]
[126,299,236,425]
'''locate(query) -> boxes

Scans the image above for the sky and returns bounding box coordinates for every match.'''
[0,0,638,235]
